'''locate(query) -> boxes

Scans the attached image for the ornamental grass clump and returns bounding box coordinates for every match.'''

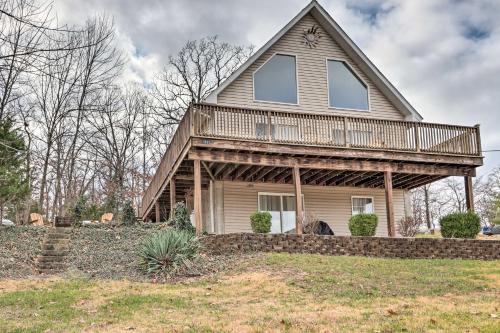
[440,212,480,239]
[348,213,378,236]
[139,229,201,277]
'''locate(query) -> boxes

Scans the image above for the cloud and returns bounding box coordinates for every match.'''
[53,0,500,173]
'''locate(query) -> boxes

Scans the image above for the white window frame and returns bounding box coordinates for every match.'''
[325,57,371,112]
[252,52,300,106]
[257,192,305,233]
[351,195,375,215]
[257,192,305,211]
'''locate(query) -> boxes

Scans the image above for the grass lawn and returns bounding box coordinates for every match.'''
[0,254,499,332]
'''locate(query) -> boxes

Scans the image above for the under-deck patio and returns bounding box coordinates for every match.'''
[140,103,483,235]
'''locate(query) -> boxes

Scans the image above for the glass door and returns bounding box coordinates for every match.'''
[281,195,296,233]
[258,193,303,234]
[259,194,282,233]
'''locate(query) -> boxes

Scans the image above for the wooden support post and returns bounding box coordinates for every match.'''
[384,171,395,237]
[194,159,202,235]
[465,176,474,212]
[170,177,176,218]
[292,166,303,235]
[155,201,161,223]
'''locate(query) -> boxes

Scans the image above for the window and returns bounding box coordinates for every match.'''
[254,54,297,104]
[327,60,369,111]
[351,196,374,215]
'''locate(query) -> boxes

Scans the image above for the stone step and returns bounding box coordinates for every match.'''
[36,261,67,270]
[46,233,71,240]
[53,227,72,233]
[42,243,70,251]
[38,267,66,274]
[41,250,69,256]
[36,255,66,263]
[43,239,70,245]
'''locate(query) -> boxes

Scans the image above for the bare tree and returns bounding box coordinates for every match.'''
[85,85,143,213]
[146,35,253,168]
[63,15,123,207]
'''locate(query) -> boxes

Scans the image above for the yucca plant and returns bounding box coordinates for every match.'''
[139,229,201,276]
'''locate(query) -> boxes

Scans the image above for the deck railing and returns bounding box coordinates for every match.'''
[141,103,481,217]
[140,109,192,217]
[192,103,481,156]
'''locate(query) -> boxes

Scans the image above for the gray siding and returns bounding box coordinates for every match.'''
[220,181,406,237]
[218,14,405,121]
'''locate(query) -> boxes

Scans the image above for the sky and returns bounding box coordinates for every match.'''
[53,0,500,175]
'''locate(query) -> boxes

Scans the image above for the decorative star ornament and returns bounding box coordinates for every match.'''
[303,25,321,48]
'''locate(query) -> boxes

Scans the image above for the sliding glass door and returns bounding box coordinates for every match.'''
[258,193,302,234]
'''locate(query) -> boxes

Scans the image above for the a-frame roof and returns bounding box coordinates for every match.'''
[206,0,423,121]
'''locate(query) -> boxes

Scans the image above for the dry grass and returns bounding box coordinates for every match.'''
[0,253,499,332]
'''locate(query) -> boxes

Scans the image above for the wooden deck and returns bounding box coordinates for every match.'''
[140,103,483,224]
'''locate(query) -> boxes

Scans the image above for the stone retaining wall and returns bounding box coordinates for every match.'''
[201,233,500,260]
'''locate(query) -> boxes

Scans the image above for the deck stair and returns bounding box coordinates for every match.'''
[36,227,72,274]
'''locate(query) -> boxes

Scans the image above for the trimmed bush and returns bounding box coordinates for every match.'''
[168,202,194,232]
[440,212,480,239]
[139,229,201,276]
[348,214,378,236]
[250,211,272,233]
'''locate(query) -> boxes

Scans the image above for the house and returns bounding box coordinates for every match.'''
[140,1,483,236]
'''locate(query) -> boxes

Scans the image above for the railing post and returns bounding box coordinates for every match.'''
[414,123,420,152]
[474,124,482,156]
[189,105,195,136]
[267,110,272,142]
[343,116,350,147]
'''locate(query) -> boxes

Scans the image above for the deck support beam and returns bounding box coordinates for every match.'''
[188,150,474,177]
[155,201,161,223]
[194,159,202,235]
[170,177,176,218]
[384,171,395,237]
[464,176,474,212]
[292,166,303,235]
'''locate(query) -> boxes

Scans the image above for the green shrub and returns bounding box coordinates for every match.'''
[168,202,194,232]
[250,211,272,233]
[138,229,201,276]
[121,200,136,225]
[348,214,378,236]
[440,212,480,239]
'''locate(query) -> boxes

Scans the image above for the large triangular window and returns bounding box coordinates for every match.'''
[253,54,298,104]
[327,60,369,111]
